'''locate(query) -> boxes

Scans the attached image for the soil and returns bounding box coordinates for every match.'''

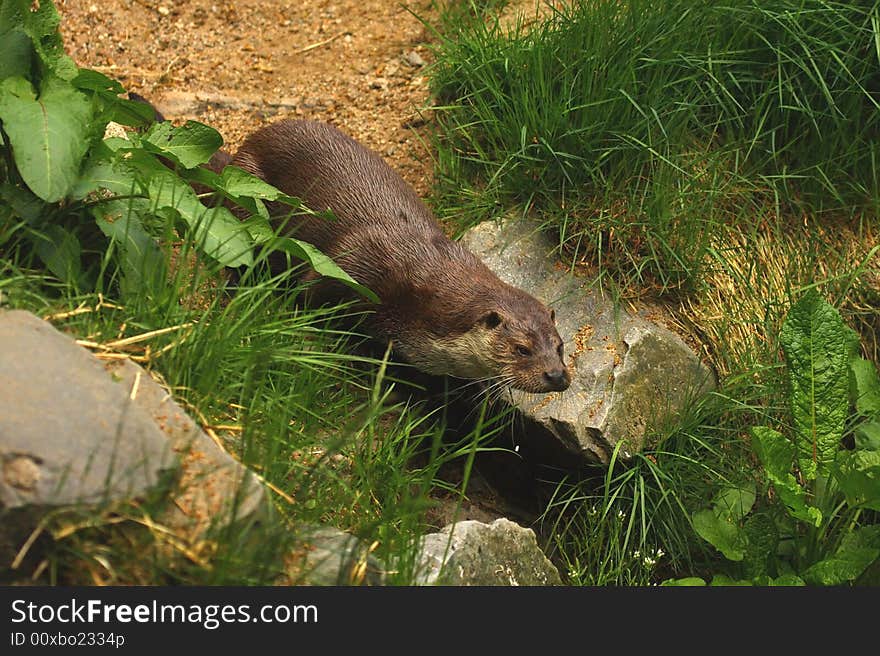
[57,0,439,196]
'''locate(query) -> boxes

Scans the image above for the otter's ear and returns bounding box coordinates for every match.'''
[550,308,556,322]
[482,311,502,329]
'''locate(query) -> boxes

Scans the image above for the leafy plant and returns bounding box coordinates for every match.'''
[0,0,371,301]
[670,291,880,585]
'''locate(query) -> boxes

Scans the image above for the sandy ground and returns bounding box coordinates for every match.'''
[57,0,439,196]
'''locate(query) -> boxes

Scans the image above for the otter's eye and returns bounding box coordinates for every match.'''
[515,345,532,357]
[557,344,564,358]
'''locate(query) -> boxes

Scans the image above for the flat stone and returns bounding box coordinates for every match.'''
[413,518,561,586]
[286,525,385,585]
[0,310,271,574]
[0,310,177,511]
[461,218,715,463]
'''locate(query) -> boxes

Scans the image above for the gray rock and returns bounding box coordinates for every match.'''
[413,518,561,586]
[460,218,715,463]
[0,310,178,568]
[0,310,270,574]
[0,310,177,511]
[287,525,385,586]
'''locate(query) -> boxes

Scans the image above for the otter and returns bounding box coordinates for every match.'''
[228,120,570,394]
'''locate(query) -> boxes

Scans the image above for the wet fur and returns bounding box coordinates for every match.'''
[231,120,570,393]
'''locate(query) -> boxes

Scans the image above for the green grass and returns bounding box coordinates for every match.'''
[538,378,768,585]
[428,0,880,292]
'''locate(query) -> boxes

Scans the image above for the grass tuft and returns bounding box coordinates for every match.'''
[429,0,880,292]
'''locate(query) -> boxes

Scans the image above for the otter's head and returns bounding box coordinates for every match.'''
[476,301,570,394]
[419,284,570,394]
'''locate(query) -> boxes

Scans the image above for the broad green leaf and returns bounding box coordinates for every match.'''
[241,216,276,243]
[0,28,32,80]
[692,509,747,561]
[770,574,806,586]
[31,223,81,285]
[72,69,156,128]
[660,577,706,586]
[14,0,77,81]
[273,236,380,304]
[93,203,166,295]
[751,425,795,480]
[105,98,159,128]
[0,181,46,224]
[142,120,223,168]
[691,483,756,562]
[102,136,136,153]
[220,166,300,220]
[0,75,92,202]
[240,197,269,221]
[184,165,304,220]
[801,526,880,585]
[751,426,822,527]
[835,449,880,510]
[218,166,301,206]
[92,196,153,226]
[71,68,125,95]
[800,556,874,586]
[113,145,178,180]
[147,171,252,268]
[856,561,880,585]
[0,0,25,32]
[180,164,221,189]
[854,421,880,451]
[742,513,777,579]
[176,165,271,220]
[780,291,851,479]
[71,153,141,200]
[714,483,756,521]
[850,357,880,417]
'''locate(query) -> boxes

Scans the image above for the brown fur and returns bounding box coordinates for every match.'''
[230,120,570,393]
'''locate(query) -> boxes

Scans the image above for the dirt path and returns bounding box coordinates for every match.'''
[58,0,438,196]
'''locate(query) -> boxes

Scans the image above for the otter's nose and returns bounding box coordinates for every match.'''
[543,368,570,391]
